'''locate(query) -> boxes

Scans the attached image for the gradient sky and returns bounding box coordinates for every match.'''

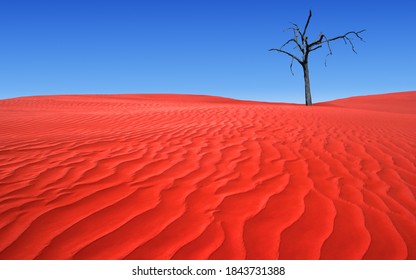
[1,0,415,103]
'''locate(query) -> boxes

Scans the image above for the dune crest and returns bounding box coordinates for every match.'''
[0,92,415,259]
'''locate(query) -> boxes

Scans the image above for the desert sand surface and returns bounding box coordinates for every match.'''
[0,91,415,260]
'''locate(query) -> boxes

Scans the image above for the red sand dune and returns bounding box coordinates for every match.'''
[0,91,415,260]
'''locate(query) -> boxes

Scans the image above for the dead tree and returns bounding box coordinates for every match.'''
[269,10,365,106]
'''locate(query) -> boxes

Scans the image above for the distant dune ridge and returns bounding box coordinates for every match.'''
[0,91,415,260]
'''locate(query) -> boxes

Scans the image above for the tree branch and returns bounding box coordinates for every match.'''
[321,30,366,45]
[309,45,322,52]
[309,32,324,48]
[290,57,295,75]
[281,38,304,54]
[290,22,305,44]
[302,10,312,41]
[307,29,366,65]
[309,30,365,50]
[269,48,303,66]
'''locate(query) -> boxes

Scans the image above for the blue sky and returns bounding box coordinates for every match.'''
[0,0,415,103]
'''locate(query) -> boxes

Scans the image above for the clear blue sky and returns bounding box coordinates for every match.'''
[1,0,415,103]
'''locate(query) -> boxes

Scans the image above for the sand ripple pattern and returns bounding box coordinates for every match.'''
[0,92,415,259]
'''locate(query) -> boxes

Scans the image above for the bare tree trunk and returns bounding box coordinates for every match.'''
[303,62,312,106]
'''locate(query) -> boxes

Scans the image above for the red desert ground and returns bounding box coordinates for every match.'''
[0,91,415,260]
